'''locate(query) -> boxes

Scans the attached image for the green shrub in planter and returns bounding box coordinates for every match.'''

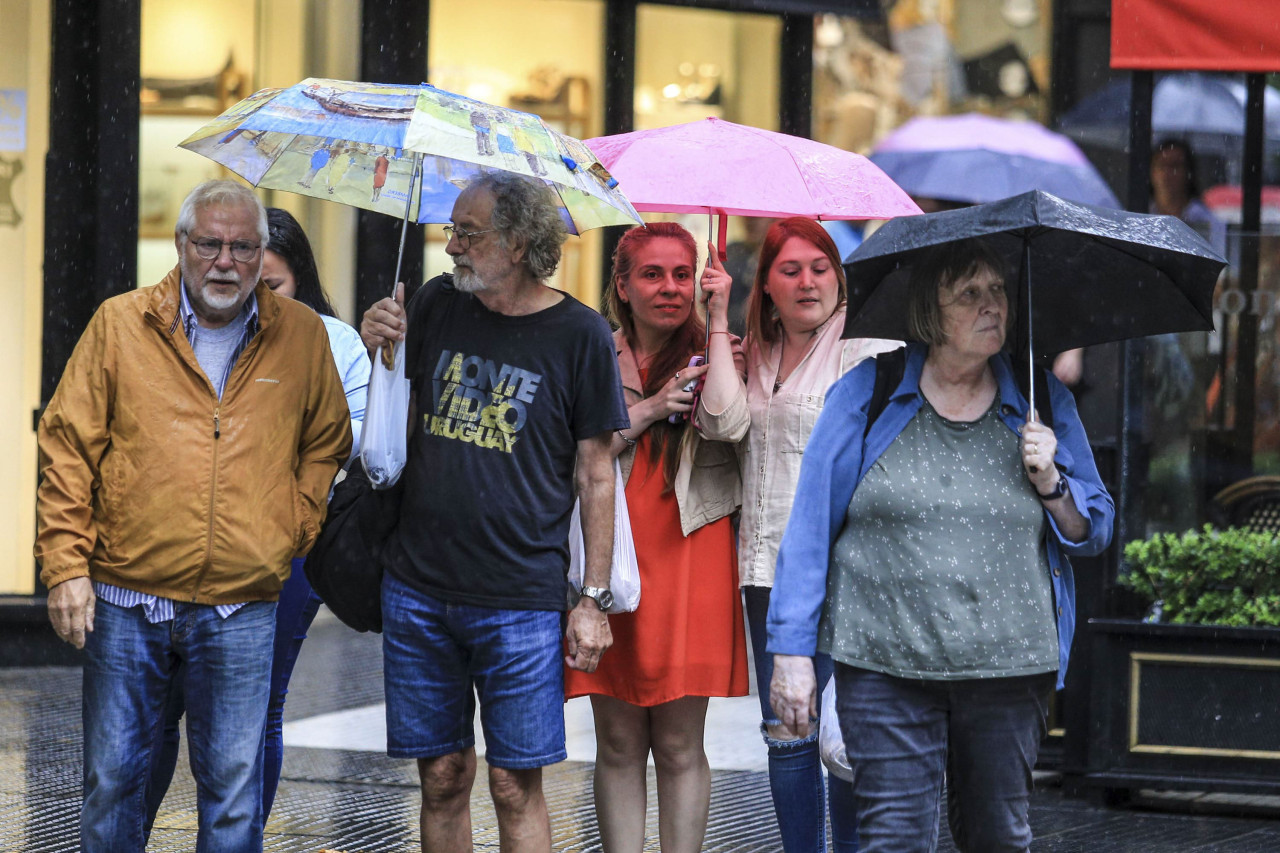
[1122,525,1280,627]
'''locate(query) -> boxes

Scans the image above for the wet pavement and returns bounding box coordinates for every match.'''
[3,609,1279,852]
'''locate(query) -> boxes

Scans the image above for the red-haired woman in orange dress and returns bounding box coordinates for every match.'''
[565,221,748,853]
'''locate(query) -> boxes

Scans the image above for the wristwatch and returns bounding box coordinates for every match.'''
[578,586,615,611]
[1038,476,1068,501]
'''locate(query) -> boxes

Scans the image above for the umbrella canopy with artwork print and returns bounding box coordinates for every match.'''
[842,190,1227,417]
[869,113,1121,208]
[179,78,642,236]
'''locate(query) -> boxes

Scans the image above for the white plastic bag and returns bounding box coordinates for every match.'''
[568,459,641,613]
[360,343,410,489]
[819,675,853,782]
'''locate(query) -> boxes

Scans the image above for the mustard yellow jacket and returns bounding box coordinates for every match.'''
[35,267,353,604]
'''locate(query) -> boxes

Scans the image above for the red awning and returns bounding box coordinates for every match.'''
[1112,0,1280,72]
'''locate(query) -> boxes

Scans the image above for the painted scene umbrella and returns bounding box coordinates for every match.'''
[869,113,1120,208]
[179,78,642,245]
[842,190,1227,415]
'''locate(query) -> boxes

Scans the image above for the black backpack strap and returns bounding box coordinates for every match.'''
[866,347,906,440]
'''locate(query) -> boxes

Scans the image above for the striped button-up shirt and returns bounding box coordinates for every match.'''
[96,281,260,623]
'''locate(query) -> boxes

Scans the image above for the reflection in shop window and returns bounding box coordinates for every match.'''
[635,5,779,132]
[812,1,1051,155]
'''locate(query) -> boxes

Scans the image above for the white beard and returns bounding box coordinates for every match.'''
[199,279,244,310]
[181,255,247,319]
[453,265,487,293]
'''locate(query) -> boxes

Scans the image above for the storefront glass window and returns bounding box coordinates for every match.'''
[0,0,50,593]
[138,0,362,319]
[812,1,1051,153]
[635,5,780,133]
[1139,222,1280,536]
[138,1,260,288]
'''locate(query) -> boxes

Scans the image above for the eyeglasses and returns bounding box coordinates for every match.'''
[188,236,262,263]
[443,224,498,250]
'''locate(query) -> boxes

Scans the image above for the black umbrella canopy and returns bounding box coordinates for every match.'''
[842,190,1227,356]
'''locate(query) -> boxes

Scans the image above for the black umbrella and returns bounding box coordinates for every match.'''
[843,190,1227,416]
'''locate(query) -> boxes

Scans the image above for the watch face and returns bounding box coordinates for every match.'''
[597,589,615,610]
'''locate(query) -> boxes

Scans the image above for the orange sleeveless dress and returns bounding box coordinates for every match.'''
[565,431,749,706]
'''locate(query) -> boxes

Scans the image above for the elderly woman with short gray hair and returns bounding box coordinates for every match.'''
[767,239,1114,852]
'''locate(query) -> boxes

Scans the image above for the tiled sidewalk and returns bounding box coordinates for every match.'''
[3,610,1278,852]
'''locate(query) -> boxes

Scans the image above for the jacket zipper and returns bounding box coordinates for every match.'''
[195,404,220,601]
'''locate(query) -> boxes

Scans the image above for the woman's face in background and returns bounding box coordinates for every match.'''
[260,250,298,300]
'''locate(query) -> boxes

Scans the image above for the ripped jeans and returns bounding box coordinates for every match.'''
[746,585,858,852]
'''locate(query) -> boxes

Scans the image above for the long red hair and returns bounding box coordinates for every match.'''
[605,222,704,489]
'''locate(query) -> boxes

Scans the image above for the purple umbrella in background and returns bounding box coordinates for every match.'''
[870,113,1121,208]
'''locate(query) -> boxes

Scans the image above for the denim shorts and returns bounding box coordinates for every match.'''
[382,572,567,769]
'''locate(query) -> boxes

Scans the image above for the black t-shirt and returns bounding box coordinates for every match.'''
[385,275,629,610]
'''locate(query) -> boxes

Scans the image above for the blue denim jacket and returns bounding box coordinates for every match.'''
[766,343,1115,688]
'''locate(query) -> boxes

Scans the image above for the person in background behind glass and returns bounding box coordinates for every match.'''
[1151,138,1227,256]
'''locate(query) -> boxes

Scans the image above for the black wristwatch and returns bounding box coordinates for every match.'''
[1038,476,1068,501]
[578,586,615,611]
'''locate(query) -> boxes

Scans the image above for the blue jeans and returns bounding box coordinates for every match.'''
[145,558,320,825]
[382,573,566,768]
[833,665,1054,853]
[262,558,322,815]
[83,597,275,853]
[745,586,858,853]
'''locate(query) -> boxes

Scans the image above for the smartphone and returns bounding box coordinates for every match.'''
[670,355,706,424]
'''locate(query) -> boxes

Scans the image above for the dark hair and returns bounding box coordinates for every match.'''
[745,217,848,347]
[1151,138,1200,200]
[906,238,1013,346]
[605,221,703,490]
[266,208,336,317]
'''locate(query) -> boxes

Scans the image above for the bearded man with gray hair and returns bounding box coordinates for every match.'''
[36,180,351,851]
[361,172,627,852]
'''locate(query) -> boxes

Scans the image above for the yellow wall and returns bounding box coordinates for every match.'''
[0,0,50,593]
[142,0,258,79]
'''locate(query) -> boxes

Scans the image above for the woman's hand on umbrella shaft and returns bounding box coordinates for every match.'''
[770,654,818,739]
[701,240,733,330]
[1020,417,1059,491]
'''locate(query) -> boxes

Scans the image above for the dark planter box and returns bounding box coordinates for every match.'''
[1071,618,1280,798]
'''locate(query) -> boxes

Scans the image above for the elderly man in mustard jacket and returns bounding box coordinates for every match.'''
[35,180,351,853]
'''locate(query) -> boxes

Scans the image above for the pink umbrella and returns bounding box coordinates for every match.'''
[585,117,921,247]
